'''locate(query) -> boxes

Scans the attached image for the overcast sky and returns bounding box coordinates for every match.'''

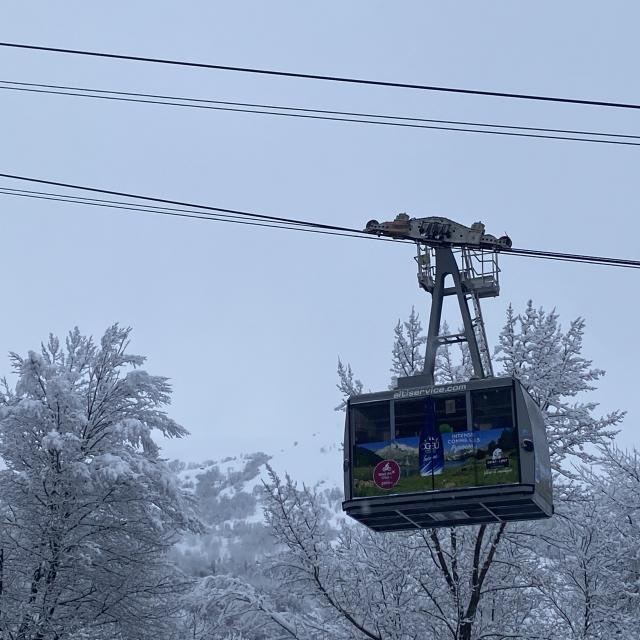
[2,3,638,473]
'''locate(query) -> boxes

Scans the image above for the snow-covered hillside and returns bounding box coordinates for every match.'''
[171,423,345,577]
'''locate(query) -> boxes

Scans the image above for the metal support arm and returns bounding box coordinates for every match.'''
[423,247,486,384]
[362,213,503,386]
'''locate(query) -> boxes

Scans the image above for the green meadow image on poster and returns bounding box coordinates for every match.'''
[352,426,519,497]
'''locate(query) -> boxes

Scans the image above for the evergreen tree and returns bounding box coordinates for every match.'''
[335,358,363,411]
[390,306,426,381]
[496,301,622,471]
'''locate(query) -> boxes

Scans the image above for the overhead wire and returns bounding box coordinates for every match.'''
[0,174,638,269]
[0,173,369,236]
[0,48,636,267]
[3,41,640,111]
[1,80,640,147]
[0,186,410,243]
[505,247,640,269]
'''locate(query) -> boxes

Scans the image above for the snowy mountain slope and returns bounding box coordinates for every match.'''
[170,422,345,577]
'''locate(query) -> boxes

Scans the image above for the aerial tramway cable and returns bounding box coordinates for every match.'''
[1,80,639,147]
[0,187,396,242]
[0,172,638,270]
[3,41,640,112]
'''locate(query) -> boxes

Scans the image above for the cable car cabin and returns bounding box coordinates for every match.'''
[342,375,553,531]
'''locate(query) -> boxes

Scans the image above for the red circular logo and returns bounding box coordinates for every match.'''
[373,460,401,490]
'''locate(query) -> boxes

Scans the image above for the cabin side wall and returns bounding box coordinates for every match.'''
[343,402,352,501]
[518,386,553,504]
[513,385,536,486]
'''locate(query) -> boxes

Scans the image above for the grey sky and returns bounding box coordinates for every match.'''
[1,2,638,469]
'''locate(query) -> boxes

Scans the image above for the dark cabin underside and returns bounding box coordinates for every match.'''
[343,485,551,531]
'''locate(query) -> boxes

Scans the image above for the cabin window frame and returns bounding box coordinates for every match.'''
[349,380,521,498]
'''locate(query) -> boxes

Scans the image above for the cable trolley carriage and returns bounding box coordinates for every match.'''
[342,216,553,531]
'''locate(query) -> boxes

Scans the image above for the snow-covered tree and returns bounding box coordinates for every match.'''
[522,447,640,639]
[434,320,472,384]
[496,302,622,472]
[335,359,363,411]
[171,453,275,581]
[179,467,345,640]
[258,302,623,640]
[0,326,200,640]
[260,467,553,640]
[390,306,426,381]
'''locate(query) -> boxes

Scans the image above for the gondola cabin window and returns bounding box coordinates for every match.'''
[351,386,521,498]
[471,387,520,486]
